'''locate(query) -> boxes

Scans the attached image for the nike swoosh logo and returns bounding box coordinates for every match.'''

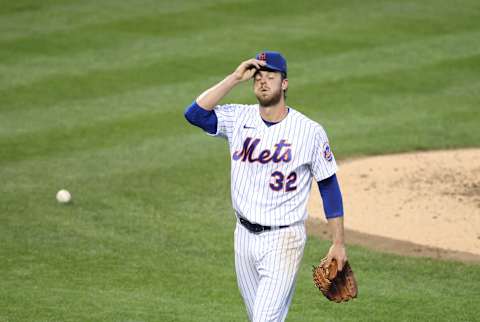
[243,125,256,129]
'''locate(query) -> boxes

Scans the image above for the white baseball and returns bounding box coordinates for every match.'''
[56,189,72,203]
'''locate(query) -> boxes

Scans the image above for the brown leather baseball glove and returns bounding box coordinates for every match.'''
[312,257,358,302]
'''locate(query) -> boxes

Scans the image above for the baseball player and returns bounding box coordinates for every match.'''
[184,51,347,321]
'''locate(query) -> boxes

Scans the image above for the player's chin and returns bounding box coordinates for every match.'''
[256,93,280,107]
[256,97,271,106]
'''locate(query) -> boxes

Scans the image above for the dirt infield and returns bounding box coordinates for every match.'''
[308,149,480,263]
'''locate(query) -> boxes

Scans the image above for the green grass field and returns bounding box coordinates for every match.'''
[1,1,480,321]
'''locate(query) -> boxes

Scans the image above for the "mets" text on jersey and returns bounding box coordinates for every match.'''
[232,137,292,164]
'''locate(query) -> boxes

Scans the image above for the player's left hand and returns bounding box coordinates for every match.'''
[325,243,347,271]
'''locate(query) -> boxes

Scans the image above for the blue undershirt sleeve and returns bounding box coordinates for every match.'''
[184,101,218,134]
[317,174,344,219]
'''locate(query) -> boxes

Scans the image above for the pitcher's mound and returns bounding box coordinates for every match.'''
[308,149,480,261]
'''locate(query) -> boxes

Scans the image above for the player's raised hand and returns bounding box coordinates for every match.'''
[195,58,265,109]
[232,59,266,82]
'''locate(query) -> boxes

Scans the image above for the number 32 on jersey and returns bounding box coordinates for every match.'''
[270,171,297,192]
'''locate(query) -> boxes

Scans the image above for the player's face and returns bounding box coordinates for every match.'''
[253,70,287,107]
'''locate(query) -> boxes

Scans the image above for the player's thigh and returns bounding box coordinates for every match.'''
[234,223,260,297]
[262,223,307,277]
[253,224,306,320]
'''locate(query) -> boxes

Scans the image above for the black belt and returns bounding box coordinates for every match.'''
[238,216,289,234]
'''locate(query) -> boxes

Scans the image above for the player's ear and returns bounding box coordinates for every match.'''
[282,78,288,91]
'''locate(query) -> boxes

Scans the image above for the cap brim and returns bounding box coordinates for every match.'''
[260,64,285,73]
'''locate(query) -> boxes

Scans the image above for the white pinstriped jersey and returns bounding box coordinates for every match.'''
[210,104,337,226]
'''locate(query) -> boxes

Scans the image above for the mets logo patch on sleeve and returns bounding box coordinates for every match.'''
[323,142,333,162]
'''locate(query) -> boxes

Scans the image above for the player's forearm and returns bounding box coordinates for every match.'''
[327,216,345,245]
[196,74,240,110]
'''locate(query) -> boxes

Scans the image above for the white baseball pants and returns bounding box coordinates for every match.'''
[234,221,306,322]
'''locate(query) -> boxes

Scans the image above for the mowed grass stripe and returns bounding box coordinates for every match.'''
[2,28,479,115]
[0,3,342,90]
[2,1,479,90]
[3,27,480,108]
[0,0,315,66]
[0,0,236,41]
[0,111,187,164]
[0,26,313,91]
[298,55,480,155]
[0,0,336,43]
[1,153,231,251]
[290,30,480,84]
[296,53,480,112]
[0,53,243,113]
[0,132,227,191]
[2,0,477,43]
[0,76,220,136]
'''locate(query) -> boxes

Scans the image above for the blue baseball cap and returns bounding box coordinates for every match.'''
[256,51,287,75]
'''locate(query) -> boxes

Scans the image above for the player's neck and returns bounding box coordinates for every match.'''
[259,103,288,123]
